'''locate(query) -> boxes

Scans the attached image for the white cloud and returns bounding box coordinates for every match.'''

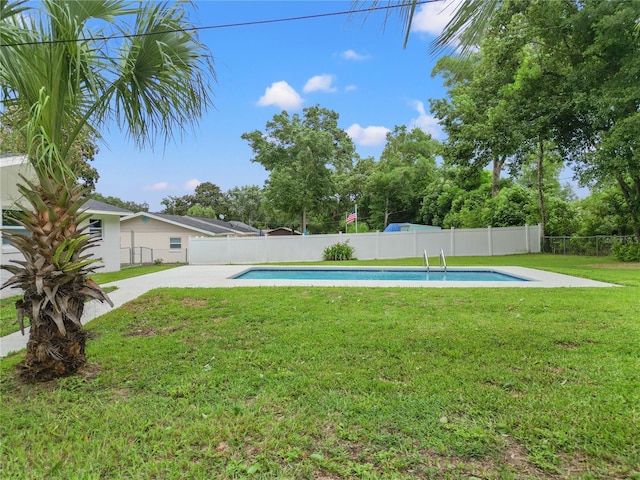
[346,124,391,147]
[409,100,443,139]
[257,81,303,110]
[145,181,169,191]
[185,178,201,190]
[411,0,463,36]
[345,84,357,92]
[303,74,337,93]
[341,49,371,61]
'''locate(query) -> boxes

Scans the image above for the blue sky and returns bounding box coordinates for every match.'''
[93,0,461,210]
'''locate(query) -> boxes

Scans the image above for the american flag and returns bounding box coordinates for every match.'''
[346,212,357,224]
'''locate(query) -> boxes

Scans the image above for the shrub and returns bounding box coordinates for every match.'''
[154,258,164,266]
[611,242,640,262]
[323,241,354,261]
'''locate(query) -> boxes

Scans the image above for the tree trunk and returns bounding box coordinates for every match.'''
[491,155,505,198]
[16,293,88,382]
[384,197,390,228]
[2,164,112,383]
[537,138,547,237]
[300,209,307,234]
[615,174,640,241]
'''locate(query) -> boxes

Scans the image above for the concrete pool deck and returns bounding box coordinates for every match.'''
[0,265,618,357]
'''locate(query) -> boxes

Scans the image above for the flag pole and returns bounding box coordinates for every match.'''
[355,204,358,234]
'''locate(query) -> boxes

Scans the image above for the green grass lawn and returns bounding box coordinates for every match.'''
[1,256,638,479]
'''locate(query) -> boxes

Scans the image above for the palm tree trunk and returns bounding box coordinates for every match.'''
[17,294,88,382]
[2,165,112,382]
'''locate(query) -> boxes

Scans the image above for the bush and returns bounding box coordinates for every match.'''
[323,241,354,261]
[611,242,640,262]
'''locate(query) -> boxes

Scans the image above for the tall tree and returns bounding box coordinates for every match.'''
[366,126,438,229]
[223,185,265,227]
[242,105,355,234]
[430,52,521,198]
[566,1,640,240]
[0,0,214,381]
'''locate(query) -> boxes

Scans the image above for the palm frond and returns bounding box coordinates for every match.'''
[350,0,500,56]
[111,1,214,149]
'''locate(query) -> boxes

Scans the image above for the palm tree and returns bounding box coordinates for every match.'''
[0,0,214,382]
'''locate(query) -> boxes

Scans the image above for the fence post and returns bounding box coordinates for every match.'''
[450,227,455,256]
[487,226,493,256]
[264,234,269,264]
[525,225,530,253]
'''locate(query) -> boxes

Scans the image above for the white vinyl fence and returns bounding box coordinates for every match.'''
[189,225,542,265]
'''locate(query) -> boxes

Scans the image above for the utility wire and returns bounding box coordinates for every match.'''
[1,0,440,48]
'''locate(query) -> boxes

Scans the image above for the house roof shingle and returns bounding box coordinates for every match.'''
[121,212,260,236]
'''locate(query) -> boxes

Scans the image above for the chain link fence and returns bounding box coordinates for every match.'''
[542,235,636,256]
[120,246,154,266]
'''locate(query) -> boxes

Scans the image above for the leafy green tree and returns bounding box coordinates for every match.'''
[242,105,355,234]
[576,188,636,237]
[223,185,265,227]
[0,0,213,381]
[161,182,225,216]
[161,195,191,216]
[365,126,438,229]
[567,1,640,240]
[91,193,149,213]
[191,182,224,211]
[430,52,520,198]
[1,106,101,189]
[186,205,217,218]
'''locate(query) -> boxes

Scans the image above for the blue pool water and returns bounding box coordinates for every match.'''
[234,268,528,282]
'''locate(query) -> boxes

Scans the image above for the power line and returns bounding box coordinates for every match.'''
[1,0,439,48]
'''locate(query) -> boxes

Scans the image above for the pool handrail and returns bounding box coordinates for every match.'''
[439,249,447,272]
[423,249,429,272]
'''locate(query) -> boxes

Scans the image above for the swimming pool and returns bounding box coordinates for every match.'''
[233,267,529,282]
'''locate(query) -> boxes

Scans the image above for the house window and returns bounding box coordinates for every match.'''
[169,237,182,249]
[89,219,103,238]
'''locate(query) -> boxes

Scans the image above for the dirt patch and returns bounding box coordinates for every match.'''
[121,295,166,313]
[113,388,132,400]
[555,341,579,349]
[180,298,207,307]
[124,326,158,337]
[587,263,640,269]
[77,362,102,381]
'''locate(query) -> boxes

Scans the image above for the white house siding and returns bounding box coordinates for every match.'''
[82,214,122,272]
[120,216,202,264]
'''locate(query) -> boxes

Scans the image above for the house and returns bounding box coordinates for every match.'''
[120,212,261,264]
[1,154,131,275]
[264,227,301,236]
